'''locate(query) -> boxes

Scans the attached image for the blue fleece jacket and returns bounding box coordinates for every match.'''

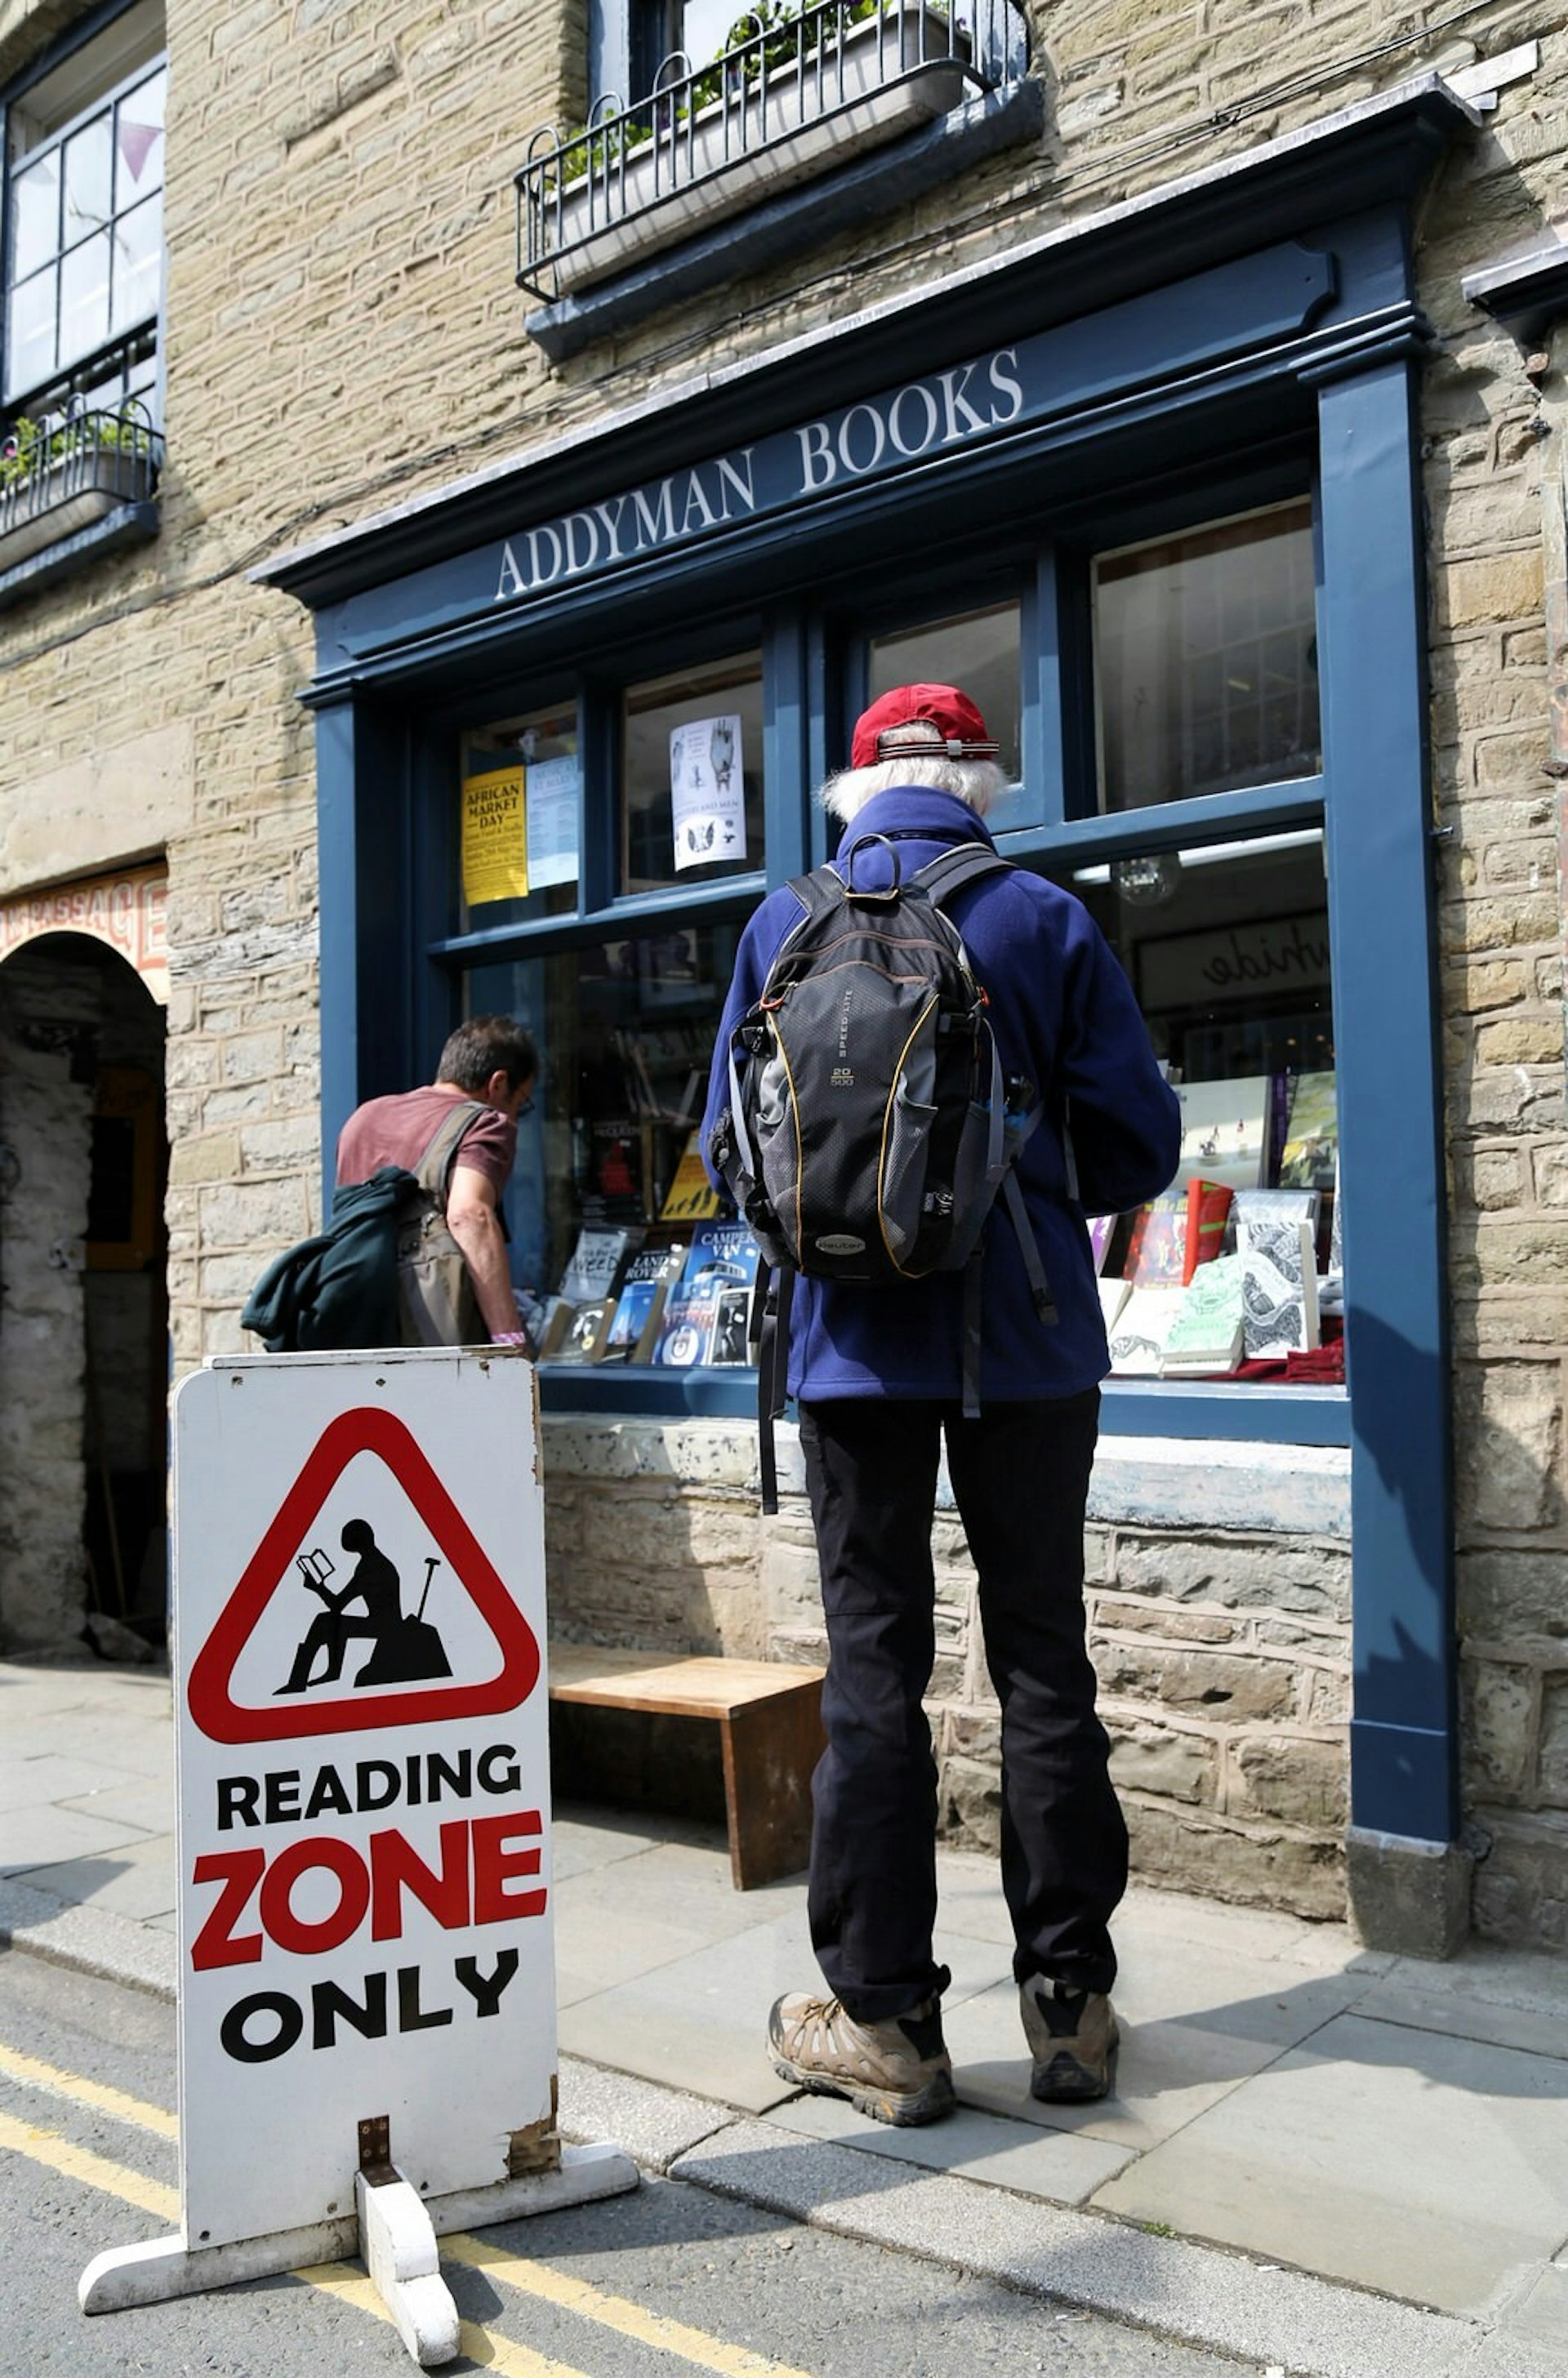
[702,787,1182,1403]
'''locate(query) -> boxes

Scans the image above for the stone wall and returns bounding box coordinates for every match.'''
[543,1419,1352,1919]
[1414,34,1568,1950]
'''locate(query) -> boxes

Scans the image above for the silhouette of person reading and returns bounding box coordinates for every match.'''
[275,1518,449,1694]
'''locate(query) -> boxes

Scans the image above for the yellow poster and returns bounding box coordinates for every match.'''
[461,764,529,906]
[659,1129,721,1222]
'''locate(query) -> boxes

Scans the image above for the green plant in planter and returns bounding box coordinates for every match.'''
[0,408,153,491]
[551,0,950,186]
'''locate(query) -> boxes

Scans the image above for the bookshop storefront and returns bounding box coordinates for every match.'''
[261,82,1471,1947]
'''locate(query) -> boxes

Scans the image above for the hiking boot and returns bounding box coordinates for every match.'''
[768,1991,955,2126]
[1019,1978,1120,2103]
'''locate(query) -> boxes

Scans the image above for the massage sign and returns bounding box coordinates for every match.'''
[172,1354,554,2253]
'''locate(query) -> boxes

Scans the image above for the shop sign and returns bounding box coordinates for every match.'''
[172,1353,552,2252]
[333,241,1334,660]
[0,864,167,1000]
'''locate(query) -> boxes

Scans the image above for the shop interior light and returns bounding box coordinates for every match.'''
[1071,826,1324,888]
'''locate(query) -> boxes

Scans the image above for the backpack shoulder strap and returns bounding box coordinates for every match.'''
[413,1098,488,1203]
[910,844,1012,912]
[786,866,848,928]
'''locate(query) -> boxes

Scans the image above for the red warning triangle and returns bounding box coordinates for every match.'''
[187,1405,540,1744]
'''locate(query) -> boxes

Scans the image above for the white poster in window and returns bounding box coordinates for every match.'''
[670,715,745,871]
[524,755,581,888]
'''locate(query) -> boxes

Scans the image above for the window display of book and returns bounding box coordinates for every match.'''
[1121,1191,1187,1286]
[1278,1069,1339,1193]
[1234,1188,1320,1359]
[1173,1075,1272,1189]
[1107,1285,1186,1376]
[653,1222,762,1368]
[556,1223,644,1307]
[1160,1254,1245,1377]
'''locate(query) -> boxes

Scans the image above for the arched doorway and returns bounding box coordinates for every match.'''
[0,928,169,1657]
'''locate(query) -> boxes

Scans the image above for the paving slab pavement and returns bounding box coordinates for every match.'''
[4,1652,1568,2377]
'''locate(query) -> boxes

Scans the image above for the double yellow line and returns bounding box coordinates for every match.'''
[0,2042,814,2378]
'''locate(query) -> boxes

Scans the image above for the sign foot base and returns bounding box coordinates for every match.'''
[358,2165,461,2367]
[79,2140,640,2354]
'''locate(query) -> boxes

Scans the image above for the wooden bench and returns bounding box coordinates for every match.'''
[546,1646,826,1890]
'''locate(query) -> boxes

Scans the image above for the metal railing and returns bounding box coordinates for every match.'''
[517,0,1031,299]
[0,396,163,543]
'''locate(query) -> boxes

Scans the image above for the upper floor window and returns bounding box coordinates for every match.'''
[4,0,166,412]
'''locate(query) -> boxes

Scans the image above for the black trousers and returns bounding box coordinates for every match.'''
[798,1390,1126,2020]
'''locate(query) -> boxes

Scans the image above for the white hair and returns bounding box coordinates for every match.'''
[818,755,1008,823]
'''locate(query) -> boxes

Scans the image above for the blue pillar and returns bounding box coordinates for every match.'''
[1316,354,1457,1842]
[313,692,416,1196]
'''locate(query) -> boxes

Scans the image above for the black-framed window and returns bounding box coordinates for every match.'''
[426,483,1339,1399]
[4,0,166,416]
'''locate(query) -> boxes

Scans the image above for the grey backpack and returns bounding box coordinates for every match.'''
[396,1098,488,1346]
[710,839,1056,1508]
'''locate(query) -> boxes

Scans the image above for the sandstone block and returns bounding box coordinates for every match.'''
[1112,1534,1350,1617]
[1107,1721,1216,1805]
[1122,1797,1344,1921]
[1098,1643,1297,1721]
[1460,1655,1539,1801]
[1228,1734,1347,1829]
[1459,1547,1568,1642]
[1469,1806,1568,1950]
[1455,1361,1563,1533]
[1474,1014,1565,1067]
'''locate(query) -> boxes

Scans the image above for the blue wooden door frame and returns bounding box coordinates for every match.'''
[1316,354,1457,1844]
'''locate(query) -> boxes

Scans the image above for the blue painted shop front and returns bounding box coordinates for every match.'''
[261,83,1472,1868]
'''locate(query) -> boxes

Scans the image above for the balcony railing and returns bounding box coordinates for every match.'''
[0,398,163,572]
[517,0,1031,302]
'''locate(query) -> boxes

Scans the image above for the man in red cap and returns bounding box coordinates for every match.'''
[702,684,1179,2127]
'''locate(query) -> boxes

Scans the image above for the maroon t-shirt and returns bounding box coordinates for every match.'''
[335,1087,517,1196]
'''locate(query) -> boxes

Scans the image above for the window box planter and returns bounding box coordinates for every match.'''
[0,430,158,572]
[538,6,969,296]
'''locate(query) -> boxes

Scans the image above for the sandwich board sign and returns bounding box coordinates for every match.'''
[80,1349,635,2364]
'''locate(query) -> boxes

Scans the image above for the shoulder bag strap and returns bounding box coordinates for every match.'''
[413,1098,488,1206]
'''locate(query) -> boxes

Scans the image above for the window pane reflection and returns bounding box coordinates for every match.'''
[868,599,1029,824]
[1095,501,1320,812]
[13,154,60,280]
[464,918,742,1363]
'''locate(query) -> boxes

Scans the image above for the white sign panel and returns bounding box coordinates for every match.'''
[524,755,581,889]
[173,1350,553,2251]
[670,714,746,871]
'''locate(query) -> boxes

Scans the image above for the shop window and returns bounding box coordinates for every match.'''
[621,652,765,893]
[458,697,581,933]
[463,919,742,1362]
[1062,827,1340,1384]
[1094,501,1320,812]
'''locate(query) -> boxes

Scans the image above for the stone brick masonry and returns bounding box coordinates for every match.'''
[2,0,1567,1937]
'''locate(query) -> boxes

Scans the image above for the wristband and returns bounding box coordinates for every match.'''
[490,1329,532,1350]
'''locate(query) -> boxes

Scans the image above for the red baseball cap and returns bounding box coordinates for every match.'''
[851,683,999,770]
